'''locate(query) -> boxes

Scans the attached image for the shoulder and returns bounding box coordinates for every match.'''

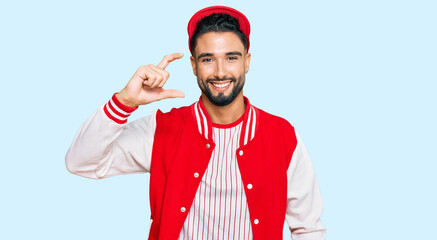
[156,104,193,121]
[254,106,295,135]
[154,104,195,133]
[254,106,298,158]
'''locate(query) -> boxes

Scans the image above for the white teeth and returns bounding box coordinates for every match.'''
[212,82,231,88]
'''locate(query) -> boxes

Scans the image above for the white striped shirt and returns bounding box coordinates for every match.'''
[179,102,257,240]
[179,121,252,240]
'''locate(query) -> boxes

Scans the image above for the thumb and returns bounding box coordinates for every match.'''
[158,89,185,100]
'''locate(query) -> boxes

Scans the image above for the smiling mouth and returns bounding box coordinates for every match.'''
[210,81,231,88]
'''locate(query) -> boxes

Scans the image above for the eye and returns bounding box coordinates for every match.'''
[228,56,238,61]
[201,58,212,62]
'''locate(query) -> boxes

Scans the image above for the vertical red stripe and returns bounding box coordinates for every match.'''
[196,174,202,240]
[211,129,219,238]
[238,123,244,240]
[201,166,208,239]
[243,202,247,240]
[227,127,235,240]
[206,130,216,239]
[232,124,239,240]
[186,210,191,240]
[191,189,196,240]
[221,128,228,239]
[217,129,224,239]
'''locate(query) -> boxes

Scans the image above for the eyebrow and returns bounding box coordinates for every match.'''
[226,51,242,56]
[197,51,243,59]
[197,53,213,59]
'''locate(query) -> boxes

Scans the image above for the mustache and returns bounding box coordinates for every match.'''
[206,77,236,83]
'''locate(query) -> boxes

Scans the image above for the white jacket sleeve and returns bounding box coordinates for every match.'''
[65,97,157,179]
[286,130,326,240]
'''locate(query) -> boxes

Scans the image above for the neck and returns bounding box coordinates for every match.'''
[201,92,246,125]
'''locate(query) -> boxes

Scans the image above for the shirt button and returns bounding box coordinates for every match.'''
[239,150,243,156]
[206,143,210,148]
[254,219,259,225]
[194,172,199,178]
[181,207,186,212]
[247,184,253,189]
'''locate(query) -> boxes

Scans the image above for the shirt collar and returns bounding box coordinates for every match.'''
[192,96,258,146]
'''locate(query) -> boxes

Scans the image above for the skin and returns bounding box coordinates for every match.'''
[191,32,251,124]
[117,53,185,107]
[117,31,251,125]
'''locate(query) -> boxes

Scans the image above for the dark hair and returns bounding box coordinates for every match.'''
[190,13,248,55]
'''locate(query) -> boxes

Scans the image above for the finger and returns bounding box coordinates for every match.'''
[136,65,150,81]
[146,65,164,88]
[158,89,185,100]
[136,65,155,82]
[157,53,184,69]
[141,65,159,87]
[157,78,168,88]
[149,65,170,88]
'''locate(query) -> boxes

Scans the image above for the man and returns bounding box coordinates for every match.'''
[66,6,326,240]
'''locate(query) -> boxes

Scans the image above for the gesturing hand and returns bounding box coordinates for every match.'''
[116,53,185,108]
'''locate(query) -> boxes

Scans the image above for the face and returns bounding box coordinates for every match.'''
[190,32,251,106]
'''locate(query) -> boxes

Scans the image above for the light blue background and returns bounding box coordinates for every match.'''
[1,0,436,239]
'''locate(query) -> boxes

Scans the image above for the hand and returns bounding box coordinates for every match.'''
[116,53,185,108]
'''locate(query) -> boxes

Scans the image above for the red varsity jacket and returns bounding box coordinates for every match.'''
[148,98,297,239]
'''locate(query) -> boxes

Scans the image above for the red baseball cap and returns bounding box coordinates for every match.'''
[187,6,251,54]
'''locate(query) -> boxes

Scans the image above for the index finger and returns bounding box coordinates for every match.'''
[157,53,184,69]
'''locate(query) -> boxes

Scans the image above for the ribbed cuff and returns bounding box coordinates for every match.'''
[103,93,138,124]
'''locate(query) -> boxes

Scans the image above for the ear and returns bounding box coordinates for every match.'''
[244,52,251,74]
[190,55,197,76]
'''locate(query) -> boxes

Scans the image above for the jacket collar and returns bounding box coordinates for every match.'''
[192,96,258,147]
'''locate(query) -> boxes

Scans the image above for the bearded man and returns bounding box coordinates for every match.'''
[66,6,326,240]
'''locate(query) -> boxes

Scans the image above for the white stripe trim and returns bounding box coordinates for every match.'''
[194,102,202,136]
[109,98,131,116]
[244,107,252,145]
[250,106,256,141]
[198,104,209,139]
[105,104,128,121]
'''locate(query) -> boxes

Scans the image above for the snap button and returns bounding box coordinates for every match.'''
[206,143,210,148]
[239,150,243,156]
[194,172,199,178]
[181,207,186,212]
[254,219,259,224]
[247,184,253,189]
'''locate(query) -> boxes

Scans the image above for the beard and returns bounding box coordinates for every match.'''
[198,75,245,107]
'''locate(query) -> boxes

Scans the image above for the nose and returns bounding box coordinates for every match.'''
[214,60,227,80]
